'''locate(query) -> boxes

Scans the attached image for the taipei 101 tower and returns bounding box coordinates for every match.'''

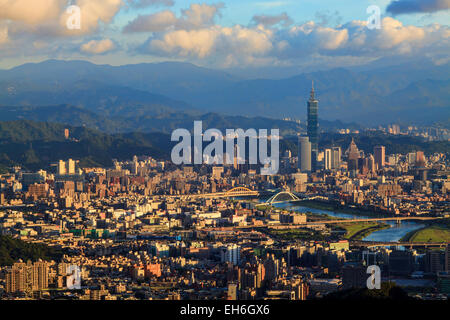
[307,81,319,171]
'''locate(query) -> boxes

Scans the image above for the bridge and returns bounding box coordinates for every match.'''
[265,191,300,204]
[350,241,449,248]
[169,187,262,200]
[307,216,443,225]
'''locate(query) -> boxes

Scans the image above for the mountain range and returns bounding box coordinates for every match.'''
[0,58,448,127]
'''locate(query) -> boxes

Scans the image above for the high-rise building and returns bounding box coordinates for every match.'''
[57,160,66,175]
[331,146,341,170]
[374,146,385,170]
[6,261,49,294]
[346,138,360,173]
[67,159,76,175]
[415,151,426,167]
[324,149,332,170]
[298,136,311,173]
[221,244,241,265]
[307,81,319,171]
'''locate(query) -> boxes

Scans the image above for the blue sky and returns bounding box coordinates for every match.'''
[0,0,449,69]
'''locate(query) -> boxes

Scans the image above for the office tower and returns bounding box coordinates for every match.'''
[346,138,360,173]
[324,149,332,170]
[331,146,341,170]
[298,136,311,173]
[307,81,319,171]
[374,146,385,169]
[67,159,76,175]
[57,160,66,175]
[233,144,239,170]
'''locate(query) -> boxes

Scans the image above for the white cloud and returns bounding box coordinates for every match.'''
[124,3,224,33]
[60,0,123,35]
[81,38,116,54]
[0,0,123,37]
[138,15,449,67]
[0,0,64,24]
[142,24,273,66]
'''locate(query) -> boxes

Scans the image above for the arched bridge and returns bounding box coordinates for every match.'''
[265,191,301,204]
[170,187,261,199]
[224,187,260,197]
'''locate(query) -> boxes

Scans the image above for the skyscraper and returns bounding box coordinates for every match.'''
[331,146,341,170]
[324,149,332,170]
[298,136,312,173]
[307,81,319,171]
[374,146,385,170]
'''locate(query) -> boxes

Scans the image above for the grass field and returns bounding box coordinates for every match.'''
[339,222,390,240]
[405,226,450,243]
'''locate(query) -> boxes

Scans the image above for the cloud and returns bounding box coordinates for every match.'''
[60,0,124,35]
[386,0,450,15]
[126,0,174,8]
[141,25,273,66]
[251,12,293,27]
[123,3,224,33]
[123,10,177,32]
[81,38,116,54]
[0,0,123,37]
[137,14,449,68]
[0,0,64,24]
[0,24,8,44]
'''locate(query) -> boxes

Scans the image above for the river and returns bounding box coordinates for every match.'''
[271,203,425,242]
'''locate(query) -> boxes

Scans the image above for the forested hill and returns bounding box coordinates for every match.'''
[0,235,63,266]
[0,120,171,171]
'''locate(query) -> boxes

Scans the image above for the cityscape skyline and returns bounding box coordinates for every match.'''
[0,0,448,308]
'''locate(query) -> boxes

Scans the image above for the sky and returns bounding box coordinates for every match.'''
[0,0,449,70]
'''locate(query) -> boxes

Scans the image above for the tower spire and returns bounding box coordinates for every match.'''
[310,80,315,100]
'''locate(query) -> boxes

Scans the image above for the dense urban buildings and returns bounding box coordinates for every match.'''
[0,84,448,302]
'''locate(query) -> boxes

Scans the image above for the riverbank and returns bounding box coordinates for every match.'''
[293,200,390,218]
[400,225,450,243]
[337,222,391,240]
[400,218,450,243]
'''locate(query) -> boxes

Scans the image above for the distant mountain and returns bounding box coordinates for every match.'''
[0,59,448,125]
[0,104,361,136]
